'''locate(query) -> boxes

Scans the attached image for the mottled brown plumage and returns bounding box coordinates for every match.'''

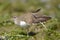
[32,15,51,23]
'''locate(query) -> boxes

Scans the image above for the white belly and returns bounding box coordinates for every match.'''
[20,21,27,27]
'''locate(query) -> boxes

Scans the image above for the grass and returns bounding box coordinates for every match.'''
[0,17,59,40]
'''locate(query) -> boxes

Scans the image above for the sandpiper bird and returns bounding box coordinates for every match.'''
[12,8,51,29]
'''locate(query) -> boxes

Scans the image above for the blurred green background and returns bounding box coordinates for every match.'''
[0,0,60,40]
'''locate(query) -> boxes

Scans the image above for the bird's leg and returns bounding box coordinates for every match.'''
[40,22,47,30]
